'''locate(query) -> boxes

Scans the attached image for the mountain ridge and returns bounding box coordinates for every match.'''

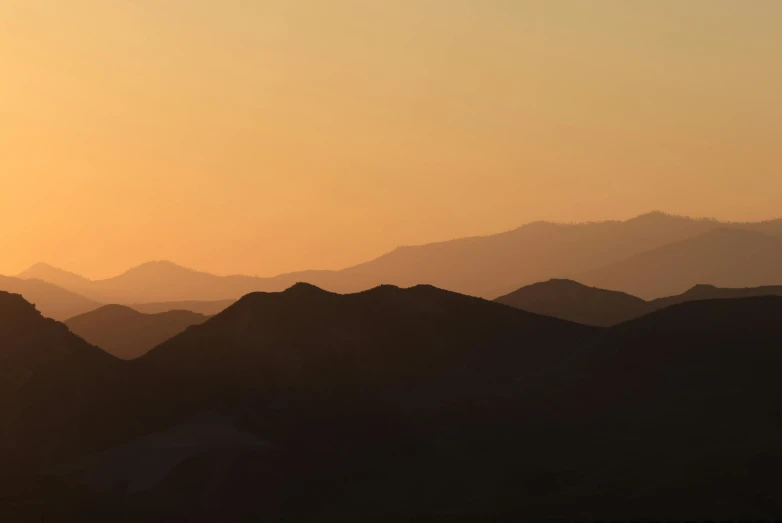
[498,278,782,326]
[12,212,782,305]
[576,227,782,298]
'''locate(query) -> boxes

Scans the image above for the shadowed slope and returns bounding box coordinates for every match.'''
[469,296,782,518]
[6,286,782,519]
[5,283,597,522]
[65,305,209,360]
[137,283,595,422]
[0,292,118,470]
[119,289,782,518]
[494,279,648,326]
[0,275,101,320]
[577,228,782,299]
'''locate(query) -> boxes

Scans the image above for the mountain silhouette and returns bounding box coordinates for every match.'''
[65,305,209,359]
[0,274,101,320]
[650,282,782,309]
[77,261,269,303]
[19,213,782,303]
[503,296,782,519]
[576,228,782,298]
[497,279,782,326]
[137,283,595,415]
[2,284,598,521]
[0,292,118,471]
[7,285,782,520]
[129,299,236,316]
[494,279,649,326]
[17,262,92,291]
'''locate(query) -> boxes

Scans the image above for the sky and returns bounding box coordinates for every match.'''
[1,1,781,279]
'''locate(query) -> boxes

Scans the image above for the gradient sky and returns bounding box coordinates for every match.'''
[2,1,781,279]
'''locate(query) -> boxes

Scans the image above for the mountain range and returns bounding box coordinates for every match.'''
[4,283,782,520]
[8,213,782,315]
[576,227,782,298]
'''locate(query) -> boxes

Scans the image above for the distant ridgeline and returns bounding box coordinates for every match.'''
[4,213,782,319]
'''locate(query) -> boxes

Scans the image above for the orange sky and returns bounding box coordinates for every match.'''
[2,1,781,279]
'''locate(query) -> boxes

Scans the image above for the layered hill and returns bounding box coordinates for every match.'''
[576,228,782,298]
[5,286,782,519]
[495,279,648,326]
[650,282,782,309]
[0,274,100,320]
[17,262,92,292]
[129,299,236,316]
[65,305,209,360]
[497,278,782,326]
[18,213,782,303]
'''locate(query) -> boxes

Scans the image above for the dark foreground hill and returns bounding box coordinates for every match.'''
[65,305,209,359]
[0,292,118,472]
[4,286,782,520]
[514,297,782,518]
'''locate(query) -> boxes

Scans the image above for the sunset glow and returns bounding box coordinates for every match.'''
[2,1,781,278]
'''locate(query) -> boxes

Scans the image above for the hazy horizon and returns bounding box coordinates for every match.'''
[8,210,782,280]
[3,1,782,279]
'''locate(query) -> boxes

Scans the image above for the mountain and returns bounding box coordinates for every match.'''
[3,283,598,521]
[16,262,92,291]
[6,286,782,519]
[577,228,782,298]
[497,279,782,326]
[76,261,267,303]
[501,296,782,519]
[21,213,782,303]
[0,292,118,471]
[650,282,782,309]
[494,279,649,326]
[129,299,236,316]
[325,212,782,298]
[136,283,595,415]
[124,284,600,521]
[65,305,209,359]
[0,274,101,320]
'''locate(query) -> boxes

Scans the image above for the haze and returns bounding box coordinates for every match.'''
[2,1,781,279]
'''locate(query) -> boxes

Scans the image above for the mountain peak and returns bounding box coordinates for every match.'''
[0,290,40,316]
[627,211,690,223]
[28,262,58,271]
[495,279,648,327]
[127,260,193,272]
[17,263,91,284]
[688,283,718,292]
[283,282,332,295]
